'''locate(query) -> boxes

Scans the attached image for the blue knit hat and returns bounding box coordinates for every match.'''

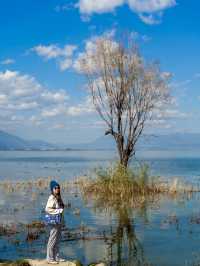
[50,180,60,192]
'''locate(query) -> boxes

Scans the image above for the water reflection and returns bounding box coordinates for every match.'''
[109,207,152,266]
[83,192,155,266]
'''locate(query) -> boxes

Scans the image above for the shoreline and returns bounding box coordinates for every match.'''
[0,259,106,266]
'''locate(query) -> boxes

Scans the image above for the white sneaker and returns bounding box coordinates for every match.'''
[56,258,66,262]
[47,260,59,264]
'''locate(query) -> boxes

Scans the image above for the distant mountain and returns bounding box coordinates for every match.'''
[1,130,200,151]
[67,135,116,150]
[67,133,200,151]
[0,130,56,150]
[137,133,200,150]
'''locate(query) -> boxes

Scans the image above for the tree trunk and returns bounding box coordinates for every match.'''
[116,139,130,168]
[122,155,129,168]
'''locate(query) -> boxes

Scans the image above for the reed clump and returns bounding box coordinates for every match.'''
[0,259,31,266]
[79,163,161,209]
[25,220,46,243]
[0,224,18,237]
[79,162,199,209]
[0,177,73,194]
[80,163,161,195]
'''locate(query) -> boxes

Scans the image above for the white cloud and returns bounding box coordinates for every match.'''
[0,94,8,105]
[0,70,190,138]
[145,108,190,131]
[29,115,42,126]
[58,58,73,71]
[171,79,192,88]
[0,70,97,135]
[74,30,152,73]
[127,0,176,13]
[55,2,75,12]
[41,105,67,118]
[146,119,172,129]
[33,31,118,73]
[11,115,25,122]
[1,58,15,65]
[194,73,200,79]
[154,109,190,120]
[0,70,70,125]
[77,0,176,24]
[138,13,162,25]
[31,44,77,71]
[141,35,152,42]
[0,70,41,99]
[8,102,39,110]
[41,90,69,103]
[67,96,94,116]
[161,72,172,79]
[78,0,124,14]
[73,40,97,73]
[148,93,190,130]
[52,123,65,129]
[73,36,118,73]
[32,45,61,60]
[40,95,95,132]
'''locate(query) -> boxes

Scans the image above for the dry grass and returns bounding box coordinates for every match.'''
[0,224,18,237]
[0,177,75,194]
[0,260,31,266]
[78,163,200,210]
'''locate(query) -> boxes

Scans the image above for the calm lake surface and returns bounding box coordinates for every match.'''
[1,149,200,181]
[1,150,200,265]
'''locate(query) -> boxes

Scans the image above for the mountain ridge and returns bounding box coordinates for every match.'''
[1,130,200,151]
[0,130,56,150]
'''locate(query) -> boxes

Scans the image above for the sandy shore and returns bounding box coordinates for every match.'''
[0,260,105,266]
[29,261,105,266]
[27,260,80,266]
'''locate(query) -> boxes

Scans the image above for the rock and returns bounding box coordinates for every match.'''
[71,261,83,266]
[0,259,106,266]
[26,259,82,266]
[64,261,82,266]
[88,263,106,266]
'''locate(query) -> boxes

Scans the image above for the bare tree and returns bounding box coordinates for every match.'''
[80,35,170,167]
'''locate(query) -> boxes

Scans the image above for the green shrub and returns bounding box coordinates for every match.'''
[80,162,162,211]
[93,162,157,193]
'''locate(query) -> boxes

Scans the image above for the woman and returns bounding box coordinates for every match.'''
[45,180,65,264]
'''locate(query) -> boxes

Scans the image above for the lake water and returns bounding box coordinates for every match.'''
[1,150,200,265]
[1,150,200,182]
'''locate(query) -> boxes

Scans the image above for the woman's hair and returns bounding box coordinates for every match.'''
[54,192,64,208]
[50,180,64,208]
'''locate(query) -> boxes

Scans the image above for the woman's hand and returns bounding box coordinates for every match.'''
[58,208,64,214]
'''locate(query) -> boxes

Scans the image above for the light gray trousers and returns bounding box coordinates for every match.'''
[47,224,62,261]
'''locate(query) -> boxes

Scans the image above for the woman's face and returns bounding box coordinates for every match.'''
[53,186,60,195]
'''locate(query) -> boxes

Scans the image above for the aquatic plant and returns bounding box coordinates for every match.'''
[26,221,45,229]
[26,231,40,242]
[0,259,31,266]
[0,224,18,237]
[79,162,162,208]
[25,221,46,243]
[79,162,200,209]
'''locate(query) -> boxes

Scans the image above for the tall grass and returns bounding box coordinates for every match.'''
[79,163,162,210]
[0,259,31,266]
[79,162,199,210]
[81,162,161,194]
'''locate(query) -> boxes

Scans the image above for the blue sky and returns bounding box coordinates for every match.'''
[0,0,200,144]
